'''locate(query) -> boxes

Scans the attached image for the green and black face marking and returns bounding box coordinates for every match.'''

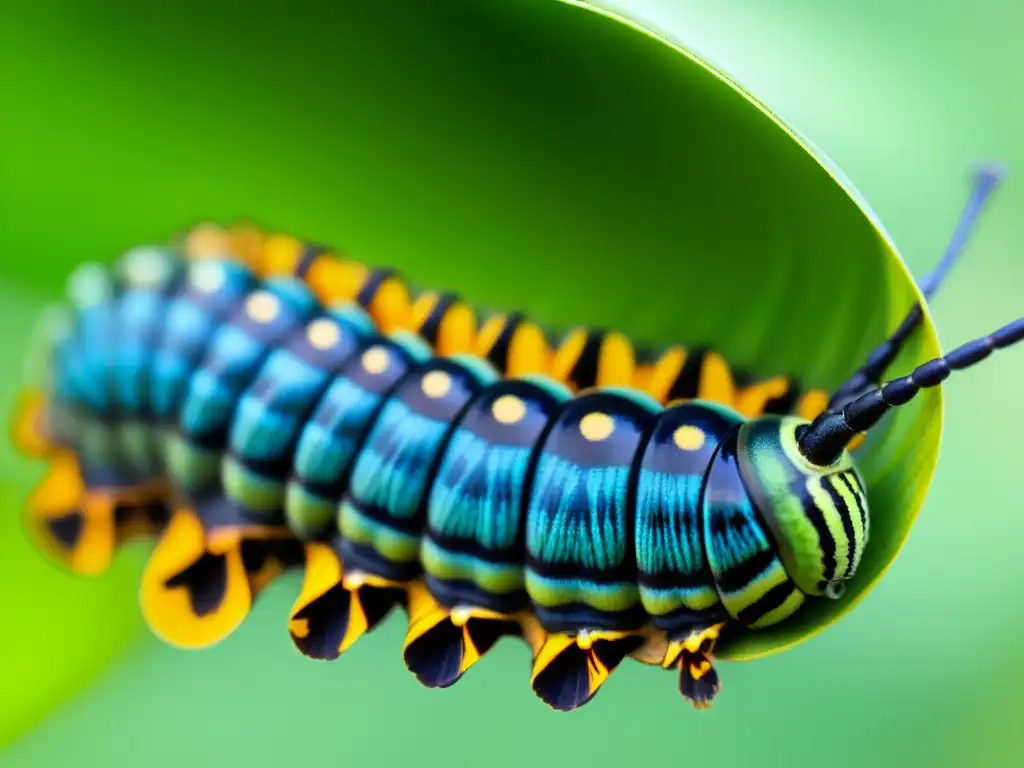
[11,165,1021,713]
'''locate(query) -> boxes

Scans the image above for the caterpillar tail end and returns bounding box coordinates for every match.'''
[288,541,402,661]
[529,630,645,712]
[402,582,521,689]
[141,501,301,650]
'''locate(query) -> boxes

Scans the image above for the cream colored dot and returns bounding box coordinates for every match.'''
[190,261,226,293]
[492,394,526,425]
[67,263,111,308]
[246,291,280,324]
[361,346,390,375]
[421,370,452,399]
[673,425,707,452]
[307,318,340,350]
[125,247,168,286]
[579,411,614,442]
[450,607,471,627]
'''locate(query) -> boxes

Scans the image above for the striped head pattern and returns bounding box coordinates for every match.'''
[725,416,867,625]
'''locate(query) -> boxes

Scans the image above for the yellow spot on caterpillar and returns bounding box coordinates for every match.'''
[673,425,706,452]
[306,318,340,351]
[361,346,389,375]
[421,370,452,399]
[492,394,526,425]
[246,291,280,324]
[450,607,471,627]
[579,411,614,442]
[190,262,226,294]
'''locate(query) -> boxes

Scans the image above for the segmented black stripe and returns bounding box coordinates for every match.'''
[295,245,324,279]
[793,478,838,582]
[524,556,638,585]
[568,330,604,390]
[424,529,523,566]
[417,292,459,347]
[821,476,857,580]
[763,383,799,415]
[715,547,776,594]
[735,581,795,626]
[667,348,707,401]
[636,567,714,591]
[356,268,397,308]
[225,448,296,480]
[483,312,524,373]
[652,604,730,638]
[839,472,869,531]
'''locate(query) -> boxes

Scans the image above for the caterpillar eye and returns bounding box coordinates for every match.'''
[824,581,846,600]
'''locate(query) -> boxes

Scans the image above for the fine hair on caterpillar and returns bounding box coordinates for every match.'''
[11,166,1018,712]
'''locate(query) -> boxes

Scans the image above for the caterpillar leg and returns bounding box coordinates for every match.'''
[667,623,725,708]
[635,623,726,709]
[25,450,169,576]
[140,498,302,649]
[529,630,645,712]
[401,582,522,688]
[288,540,403,660]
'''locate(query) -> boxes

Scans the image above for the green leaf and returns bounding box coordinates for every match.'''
[0,0,941,744]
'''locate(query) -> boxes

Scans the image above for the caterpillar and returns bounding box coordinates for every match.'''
[12,168,1016,712]
[15,221,835,578]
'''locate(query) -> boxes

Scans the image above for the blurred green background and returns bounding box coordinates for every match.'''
[1,1,1022,766]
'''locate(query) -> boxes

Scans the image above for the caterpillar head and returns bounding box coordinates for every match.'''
[734,416,868,601]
